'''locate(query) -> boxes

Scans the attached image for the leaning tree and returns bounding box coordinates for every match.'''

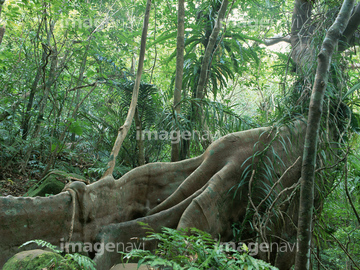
[1,0,360,270]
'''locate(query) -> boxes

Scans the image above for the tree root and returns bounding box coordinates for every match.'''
[1,121,311,270]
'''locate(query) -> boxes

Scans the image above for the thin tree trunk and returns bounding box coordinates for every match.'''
[295,0,355,269]
[195,0,228,100]
[0,0,4,46]
[0,26,4,46]
[130,54,145,166]
[134,108,145,166]
[171,0,185,162]
[71,41,91,144]
[194,0,228,150]
[102,0,152,178]
[0,0,4,17]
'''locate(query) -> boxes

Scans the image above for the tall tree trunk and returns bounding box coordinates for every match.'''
[171,0,185,162]
[294,0,354,269]
[102,0,152,178]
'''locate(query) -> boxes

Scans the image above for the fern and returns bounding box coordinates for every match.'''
[65,253,97,270]
[20,239,62,253]
[19,239,96,270]
[121,224,278,270]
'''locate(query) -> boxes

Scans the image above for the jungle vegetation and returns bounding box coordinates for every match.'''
[0,0,360,269]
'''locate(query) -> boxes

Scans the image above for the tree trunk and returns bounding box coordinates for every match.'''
[0,0,4,46]
[195,0,228,100]
[1,121,310,270]
[171,0,185,162]
[194,0,229,150]
[294,0,355,269]
[102,0,152,178]
[71,40,91,143]
[134,108,145,166]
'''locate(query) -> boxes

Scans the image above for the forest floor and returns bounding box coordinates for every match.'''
[0,171,35,196]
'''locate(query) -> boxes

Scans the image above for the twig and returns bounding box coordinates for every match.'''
[311,248,330,270]
[257,156,301,210]
[318,222,360,269]
[67,82,97,92]
[344,156,360,225]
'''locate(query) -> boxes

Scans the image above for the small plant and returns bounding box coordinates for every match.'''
[122,222,278,270]
[18,239,97,270]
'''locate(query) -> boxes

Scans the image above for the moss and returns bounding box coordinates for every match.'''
[3,249,72,270]
[24,170,86,197]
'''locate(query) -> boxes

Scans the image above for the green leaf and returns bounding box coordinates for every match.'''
[69,121,84,136]
[343,82,360,100]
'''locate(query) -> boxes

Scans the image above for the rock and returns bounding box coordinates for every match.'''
[2,249,72,269]
[24,170,86,197]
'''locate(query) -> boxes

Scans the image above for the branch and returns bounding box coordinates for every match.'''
[317,222,360,269]
[257,156,301,210]
[263,35,291,46]
[67,82,97,92]
[344,157,360,226]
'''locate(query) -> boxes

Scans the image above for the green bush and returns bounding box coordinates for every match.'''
[3,239,96,270]
[122,223,278,270]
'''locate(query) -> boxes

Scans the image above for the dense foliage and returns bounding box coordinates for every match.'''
[123,223,279,270]
[0,0,360,268]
